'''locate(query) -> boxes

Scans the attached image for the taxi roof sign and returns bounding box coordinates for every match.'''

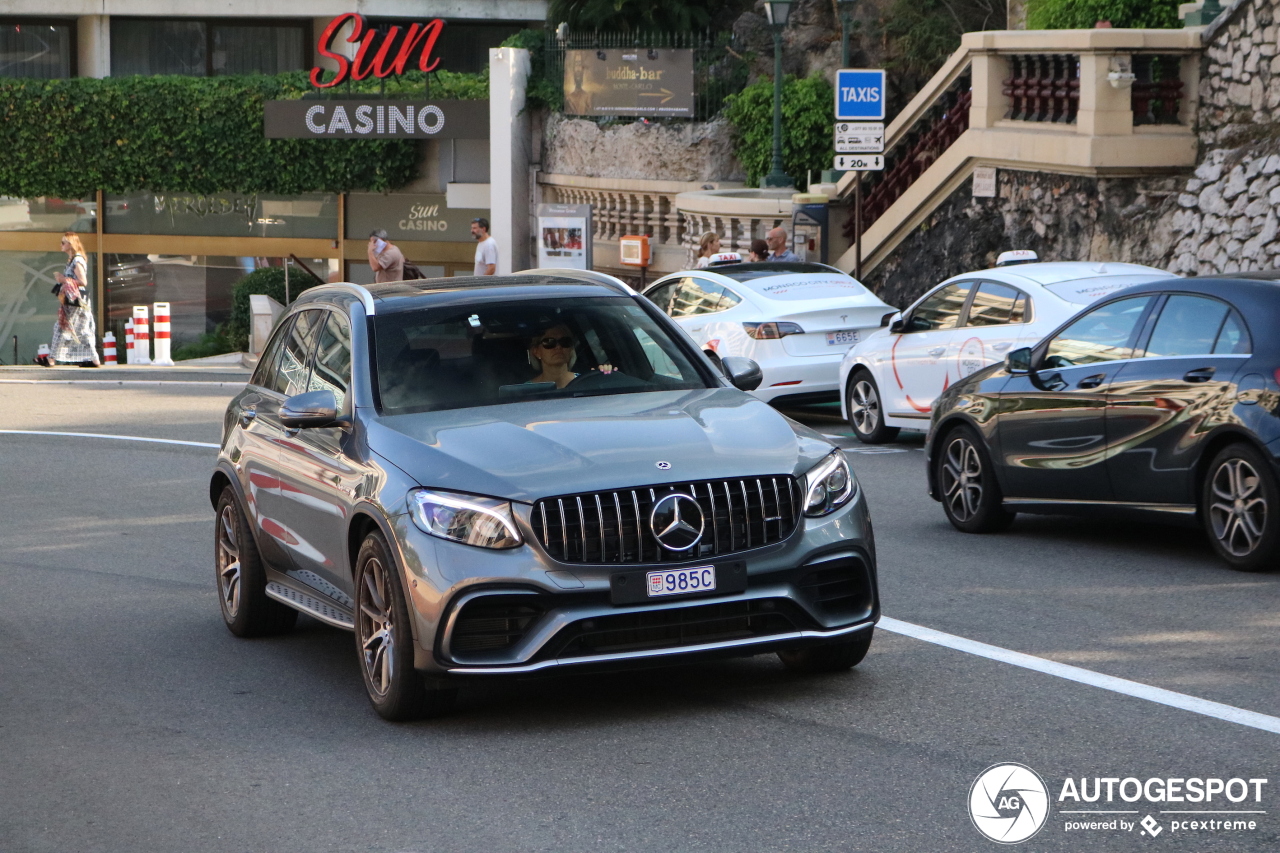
[708,252,743,266]
[995,249,1039,267]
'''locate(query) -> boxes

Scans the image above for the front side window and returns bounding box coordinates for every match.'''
[278,310,325,398]
[966,282,1027,327]
[1044,296,1153,368]
[252,315,294,393]
[374,297,711,414]
[1144,295,1231,358]
[310,312,352,408]
[907,282,972,332]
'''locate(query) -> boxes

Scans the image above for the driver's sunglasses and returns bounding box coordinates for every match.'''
[538,336,575,349]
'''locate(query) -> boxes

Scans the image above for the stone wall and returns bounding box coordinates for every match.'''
[541,114,745,182]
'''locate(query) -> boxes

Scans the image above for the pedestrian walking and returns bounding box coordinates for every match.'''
[766,227,801,262]
[472,218,498,275]
[748,238,770,263]
[367,229,405,282]
[39,232,99,367]
[694,231,722,268]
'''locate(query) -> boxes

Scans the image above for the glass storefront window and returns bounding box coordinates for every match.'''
[102,256,337,351]
[0,250,96,365]
[0,21,73,79]
[212,24,305,75]
[111,19,206,76]
[0,197,95,232]
[104,192,338,238]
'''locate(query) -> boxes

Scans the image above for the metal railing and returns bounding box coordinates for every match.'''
[543,30,750,121]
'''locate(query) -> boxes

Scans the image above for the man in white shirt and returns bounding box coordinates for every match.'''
[471,218,498,275]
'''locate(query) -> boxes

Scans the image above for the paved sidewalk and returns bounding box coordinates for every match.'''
[0,364,249,384]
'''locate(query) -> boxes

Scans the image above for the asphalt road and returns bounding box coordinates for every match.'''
[2,385,1278,853]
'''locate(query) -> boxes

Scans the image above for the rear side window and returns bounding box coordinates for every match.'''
[1213,310,1251,354]
[966,282,1027,326]
[1144,295,1230,358]
[278,310,324,397]
[907,282,973,332]
[669,277,734,317]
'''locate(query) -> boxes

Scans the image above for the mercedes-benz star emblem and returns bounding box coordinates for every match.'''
[649,493,705,551]
[655,461,671,470]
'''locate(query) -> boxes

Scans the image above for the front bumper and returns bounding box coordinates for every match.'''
[391,488,879,675]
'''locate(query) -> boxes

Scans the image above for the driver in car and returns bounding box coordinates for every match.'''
[528,323,615,388]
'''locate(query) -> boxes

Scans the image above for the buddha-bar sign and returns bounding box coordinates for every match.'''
[310,13,445,88]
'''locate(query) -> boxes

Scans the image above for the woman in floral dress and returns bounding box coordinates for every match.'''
[42,232,99,367]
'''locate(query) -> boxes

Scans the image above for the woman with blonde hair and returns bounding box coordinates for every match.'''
[39,232,99,366]
[693,230,721,268]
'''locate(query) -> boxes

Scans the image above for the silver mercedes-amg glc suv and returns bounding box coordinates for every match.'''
[210,272,879,720]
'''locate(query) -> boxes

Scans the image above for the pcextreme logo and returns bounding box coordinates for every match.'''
[969,764,1270,844]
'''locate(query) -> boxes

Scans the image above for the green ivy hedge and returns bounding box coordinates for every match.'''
[1026,0,1180,29]
[0,70,487,199]
[725,74,833,189]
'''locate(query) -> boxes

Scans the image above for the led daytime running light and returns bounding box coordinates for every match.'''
[409,489,522,549]
[803,450,856,517]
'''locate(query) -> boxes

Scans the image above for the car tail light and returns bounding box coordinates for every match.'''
[743,321,804,340]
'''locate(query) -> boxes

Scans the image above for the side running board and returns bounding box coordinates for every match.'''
[265,582,355,630]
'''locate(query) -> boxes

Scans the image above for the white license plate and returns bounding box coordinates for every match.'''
[826,329,860,346]
[647,565,716,597]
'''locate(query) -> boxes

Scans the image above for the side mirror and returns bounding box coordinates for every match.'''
[281,389,340,429]
[889,313,905,334]
[880,311,898,328]
[1005,347,1033,375]
[720,356,762,392]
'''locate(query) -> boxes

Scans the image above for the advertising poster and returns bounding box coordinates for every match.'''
[562,49,695,117]
[537,203,593,270]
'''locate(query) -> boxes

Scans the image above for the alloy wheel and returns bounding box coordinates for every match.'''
[941,436,984,523]
[1209,458,1268,557]
[216,503,241,618]
[358,557,396,699]
[849,380,880,435]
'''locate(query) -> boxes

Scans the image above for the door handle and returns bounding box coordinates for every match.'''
[1183,367,1216,382]
[1077,373,1107,389]
[992,342,1012,351]
[928,346,947,357]
[239,410,257,427]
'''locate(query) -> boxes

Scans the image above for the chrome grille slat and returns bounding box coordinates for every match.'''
[533,476,799,565]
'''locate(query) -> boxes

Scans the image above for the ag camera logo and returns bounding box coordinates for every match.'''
[969,763,1050,844]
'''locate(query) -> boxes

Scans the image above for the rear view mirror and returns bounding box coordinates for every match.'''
[1005,347,1033,375]
[888,313,905,334]
[880,311,897,327]
[720,356,762,392]
[281,390,340,428]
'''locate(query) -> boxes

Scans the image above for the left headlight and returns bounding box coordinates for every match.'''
[408,489,523,549]
[802,450,857,517]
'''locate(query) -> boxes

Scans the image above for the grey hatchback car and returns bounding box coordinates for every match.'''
[210,273,879,720]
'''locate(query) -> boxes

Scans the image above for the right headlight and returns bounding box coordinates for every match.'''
[802,450,857,517]
[408,489,522,549]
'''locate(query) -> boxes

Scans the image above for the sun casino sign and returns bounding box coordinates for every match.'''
[263,13,488,140]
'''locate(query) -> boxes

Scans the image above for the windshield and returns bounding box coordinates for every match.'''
[1045,275,1168,304]
[373,296,711,414]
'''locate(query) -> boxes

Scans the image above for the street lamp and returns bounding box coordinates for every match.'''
[762,0,794,189]
[837,0,857,68]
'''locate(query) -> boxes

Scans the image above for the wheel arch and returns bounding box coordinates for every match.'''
[347,506,423,649]
[1192,427,1277,513]
[927,413,1001,499]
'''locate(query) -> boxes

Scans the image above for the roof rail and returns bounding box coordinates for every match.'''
[513,268,636,295]
[297,282,377,316]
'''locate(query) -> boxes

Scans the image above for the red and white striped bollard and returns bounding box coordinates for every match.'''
[103,331,117,365]
[125,319,135,365]
[151,302,173,365]
[131,306,151,365]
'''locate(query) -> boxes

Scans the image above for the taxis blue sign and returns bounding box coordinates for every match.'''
[835,69,886,121]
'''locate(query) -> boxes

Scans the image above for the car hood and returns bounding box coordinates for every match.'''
[365,388,835,503]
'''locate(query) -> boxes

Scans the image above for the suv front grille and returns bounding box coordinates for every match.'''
[531,476,799,564]
[548,599,798,658]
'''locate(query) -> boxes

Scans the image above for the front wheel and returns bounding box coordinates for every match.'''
[778,627,873,673]
[846,370,899,444]
[354,531,456,721]
[935,425,1015,533]
[1202,443,1280,571]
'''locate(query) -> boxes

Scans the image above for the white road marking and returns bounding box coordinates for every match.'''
[0,379,244,387]
[0,429,219,449]
[879,616,1280,736]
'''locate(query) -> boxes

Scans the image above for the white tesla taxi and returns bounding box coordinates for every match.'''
[838,253,1177,442]
[643,259,894,405]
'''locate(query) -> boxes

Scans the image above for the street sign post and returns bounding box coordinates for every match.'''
[835,122,884,153]
[835,69,886,121]
[834,154,884,171]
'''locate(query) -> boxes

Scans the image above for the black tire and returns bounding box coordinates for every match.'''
[935,424,1015,533]
[1201,443,1280,572]
[214,486,297,637]
[778,627,874,673]
[845,369,899,444]
[354,531,457,721]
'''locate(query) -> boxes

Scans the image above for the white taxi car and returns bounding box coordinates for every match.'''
[643,260,894,405]
[838,255,1177,442]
